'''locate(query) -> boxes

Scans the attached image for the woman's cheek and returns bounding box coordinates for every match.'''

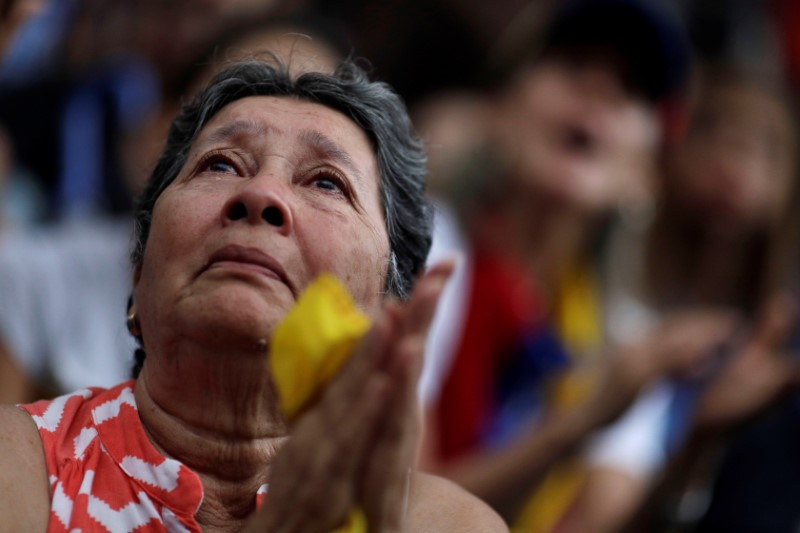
[159,189,216,247]
[303,220,387,309]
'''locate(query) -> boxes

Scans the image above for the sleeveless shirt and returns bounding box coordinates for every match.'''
[19,380,267,532]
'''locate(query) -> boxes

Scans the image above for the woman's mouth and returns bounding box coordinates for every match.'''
[205,244,295,297]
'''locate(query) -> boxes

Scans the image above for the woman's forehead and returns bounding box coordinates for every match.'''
[199,97,373,155]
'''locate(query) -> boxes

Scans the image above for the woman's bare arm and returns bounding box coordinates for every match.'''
[407,472,509,532]
[0,339,38,404]
[0,405,50,532]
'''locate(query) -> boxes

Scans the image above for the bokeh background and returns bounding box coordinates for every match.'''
[1,0,800,224]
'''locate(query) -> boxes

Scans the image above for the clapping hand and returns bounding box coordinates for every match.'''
[248,261,454,533]
[693,294,800,431]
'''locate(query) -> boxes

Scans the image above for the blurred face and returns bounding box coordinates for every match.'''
[493,57,659,212]
[413,92,488,195]
[669,84,794,234]
[133,96,390,352]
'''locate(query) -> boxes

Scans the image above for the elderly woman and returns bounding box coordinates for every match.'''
[0,58,507,532]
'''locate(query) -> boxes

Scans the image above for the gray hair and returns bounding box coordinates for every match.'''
[130,58,432,376]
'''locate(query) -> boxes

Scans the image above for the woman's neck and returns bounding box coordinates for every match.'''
[134,341,288,529]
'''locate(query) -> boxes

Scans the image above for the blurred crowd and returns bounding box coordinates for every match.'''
[2,0,800,531]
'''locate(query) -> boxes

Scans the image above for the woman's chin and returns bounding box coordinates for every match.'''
[174,288,289,349]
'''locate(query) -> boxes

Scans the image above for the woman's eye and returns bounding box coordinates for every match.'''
[200,156,238,175]
[313,176,342,192]
[210,160,235,173]
[309,171,348,196]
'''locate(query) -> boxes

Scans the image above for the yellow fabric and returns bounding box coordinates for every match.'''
[270,273,371,533]
[330,508,367,533]
[513,261,603,532]
[512,460,586,533]
[552,261,602,359]
[270,273,372,420]
[547,366,601,412]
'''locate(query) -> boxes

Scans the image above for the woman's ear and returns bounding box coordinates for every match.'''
[126,295,141,338]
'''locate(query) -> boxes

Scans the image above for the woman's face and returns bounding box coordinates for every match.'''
[493,57,659,212]
[133,96,390,351]
[669,84,794,234]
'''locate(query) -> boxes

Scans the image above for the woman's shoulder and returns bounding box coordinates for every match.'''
[0,405,50,531]
[407,471,509,532]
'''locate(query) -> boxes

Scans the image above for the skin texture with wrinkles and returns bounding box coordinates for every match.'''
[134,97,390,359]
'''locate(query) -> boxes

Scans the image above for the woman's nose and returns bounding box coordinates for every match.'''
[222,178,293,234]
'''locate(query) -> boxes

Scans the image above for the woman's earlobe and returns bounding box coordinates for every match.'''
[127,299,141,338]
[127,309,141,338]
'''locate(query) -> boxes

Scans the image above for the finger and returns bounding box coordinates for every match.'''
[361,335,423,531]
[327,310,395,400]
[307,311,407,480]
[400,258,456,341]
[261,374,394,533]
[369,259,455,379]
[317,371,395,472]
[288,306,401,496]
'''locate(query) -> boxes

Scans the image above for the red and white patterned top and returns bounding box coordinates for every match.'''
[19,380,268,532]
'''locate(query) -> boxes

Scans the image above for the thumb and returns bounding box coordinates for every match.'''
[400,257,457,339]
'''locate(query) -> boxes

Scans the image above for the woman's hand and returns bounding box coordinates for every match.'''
[360,261,453,529]
[247,261,454,533]
[693,294,800,431]
[579,309,740,430]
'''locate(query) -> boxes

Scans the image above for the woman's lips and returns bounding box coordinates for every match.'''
[205,244,295,296]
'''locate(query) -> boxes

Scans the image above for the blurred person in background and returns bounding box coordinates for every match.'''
[413,0,745,527]
[614,64,800,533]
[0,0,45,55]
[0,2,344,404]
[0,123,48,228]
[0,0,54,242]
[0,0,281,221]
[0,0,156,403]
[492,8,800,531]
[411,89,490,413]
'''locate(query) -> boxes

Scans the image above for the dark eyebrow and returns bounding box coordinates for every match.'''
[299,129,366,182]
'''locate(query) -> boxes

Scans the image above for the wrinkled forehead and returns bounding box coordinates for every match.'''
[198,96,377,161]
